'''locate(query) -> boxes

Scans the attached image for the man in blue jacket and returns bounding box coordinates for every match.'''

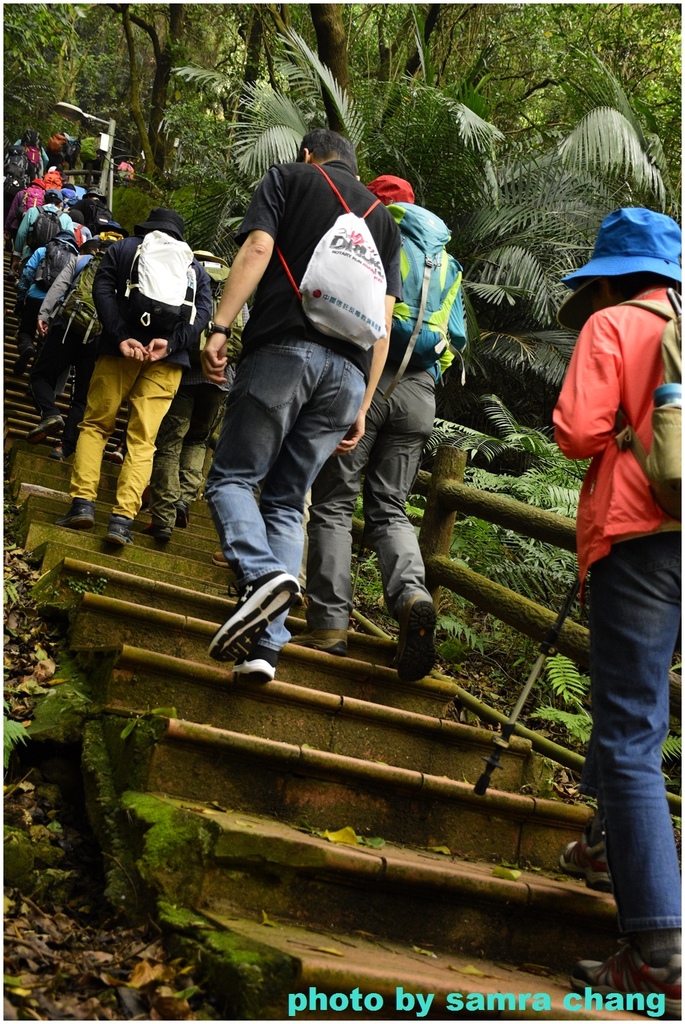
[56,207,212,546]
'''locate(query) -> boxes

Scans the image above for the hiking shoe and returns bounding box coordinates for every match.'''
[175,501,190,529]
[292,629,348,657]
[26,414,64,444]
[49,444,65,461]
[571,939,681,1019]
[396,595,436,682]
[559,836,612,892]
[56,498,95,530]
[233,644,279,683]
[105,514,134,546]
[143,522,173,542]
[208,570,300,663]
[103,445,125,465]
[212,549,229,568]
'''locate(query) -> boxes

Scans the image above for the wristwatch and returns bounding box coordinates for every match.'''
[208,322,231,336]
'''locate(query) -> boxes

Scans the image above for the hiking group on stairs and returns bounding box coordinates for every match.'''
[4,126,681,1016]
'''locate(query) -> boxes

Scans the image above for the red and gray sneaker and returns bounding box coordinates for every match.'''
[572,939,681,1019]
[559,836,612,892]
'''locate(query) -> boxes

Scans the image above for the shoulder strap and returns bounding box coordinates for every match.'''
[383,257,434,399]
[276,164,381,296]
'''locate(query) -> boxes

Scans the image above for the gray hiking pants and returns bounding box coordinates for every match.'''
[306,366,436,630]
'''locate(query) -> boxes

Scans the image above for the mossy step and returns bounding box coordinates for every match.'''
[84,642,529,790]
[9,445,215,525]
[123,792,618,986]
[100,711,590,872]
[17,494,221,552]
[35,556,392,660]
[165,910,641,1021]
[22,521,229,591]
[28,540,229,598]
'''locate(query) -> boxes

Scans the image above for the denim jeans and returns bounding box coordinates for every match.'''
[581,532,681,933]
[306,366,436,630]
[205,337,366,652]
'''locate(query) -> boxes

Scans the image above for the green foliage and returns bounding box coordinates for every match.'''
[4,701,28,770]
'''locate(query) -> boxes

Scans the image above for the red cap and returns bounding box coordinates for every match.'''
[366,175,415,205]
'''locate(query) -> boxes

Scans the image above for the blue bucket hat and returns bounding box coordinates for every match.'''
[558,208,681,330]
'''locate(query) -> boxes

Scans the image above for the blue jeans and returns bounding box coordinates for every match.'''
[581,532,681,933]
[205,337,366,652]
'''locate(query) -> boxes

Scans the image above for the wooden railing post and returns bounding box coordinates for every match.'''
[419,444,466,604]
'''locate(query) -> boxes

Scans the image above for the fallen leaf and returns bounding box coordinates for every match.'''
[312,946,344,957]
[412,945,437,958]
[360,836,385,849]
[322,826,359,845]
[491,866,521,881]
[260,910,276,928]
[428,845,452,855]
[449,964,487,977]
[32,657,56,683]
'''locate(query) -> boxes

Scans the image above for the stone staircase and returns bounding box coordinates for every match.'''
[5,444,641,1020]
[4,264,638,1017]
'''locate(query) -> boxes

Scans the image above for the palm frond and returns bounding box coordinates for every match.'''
[558,107,667,208]
[282,31,365,144]
[232,86,309,176]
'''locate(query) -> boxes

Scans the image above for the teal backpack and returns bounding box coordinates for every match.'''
[385,202,466,395]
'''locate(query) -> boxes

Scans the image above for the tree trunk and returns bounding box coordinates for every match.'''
[310,4,351,134]
[117,5,157,176]
[405,3,442,79]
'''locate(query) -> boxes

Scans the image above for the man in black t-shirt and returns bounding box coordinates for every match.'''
[202,129,402,682]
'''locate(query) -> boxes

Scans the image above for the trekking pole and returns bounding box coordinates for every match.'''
[474,576,581,797]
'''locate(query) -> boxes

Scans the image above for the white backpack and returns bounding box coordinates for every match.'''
[125,230,197,331]
[277,165,387,350]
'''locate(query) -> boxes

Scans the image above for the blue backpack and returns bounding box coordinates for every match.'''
[385,202,466,394]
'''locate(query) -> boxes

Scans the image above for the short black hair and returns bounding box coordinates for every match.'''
[297,129,358,175]
[607,271,680,301]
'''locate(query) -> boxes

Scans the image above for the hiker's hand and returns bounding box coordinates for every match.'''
[333,410,365,455]
[201,333,228,384]
[146,338,169,362]
[37,320,49,337]
[119,338,149,360]
[10,258,21,279]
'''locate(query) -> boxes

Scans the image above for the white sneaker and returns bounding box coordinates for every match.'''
[209,570,300,663]
[233,644,279,683]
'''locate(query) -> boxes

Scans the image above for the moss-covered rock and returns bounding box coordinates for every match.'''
[4,826,36,887]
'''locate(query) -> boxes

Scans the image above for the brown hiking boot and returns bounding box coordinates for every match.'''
[212,549,229,568]
[292,628,348,657]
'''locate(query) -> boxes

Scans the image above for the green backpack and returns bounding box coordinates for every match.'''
[615,296,681,520]
[59,250,106,344]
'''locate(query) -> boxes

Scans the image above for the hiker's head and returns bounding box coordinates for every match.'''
[43,189,63,207]
[134,207,185,240]
[558,208,681,331]
[366,175,415,205]
[297,129,358,176]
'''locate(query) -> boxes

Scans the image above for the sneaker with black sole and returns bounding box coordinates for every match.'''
[142,522,173,542]
[396,595,436,682]
[292,628,348,657]
[208,570,300,663]
[559,836,612,892]
[571,939,681,1019]
[233,644,279,683]
[26,414,64,444]
[56,498,95,530]
[174,501,190,529]
[105,514,134,546]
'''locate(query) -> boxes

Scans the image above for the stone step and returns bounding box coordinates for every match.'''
[28,539,229,598]
[120,791,617,981]
[99,710,591,872]
[17,493,221,553]
[22,520,230,592]
[35,554,396,663]
[84,643,530,791]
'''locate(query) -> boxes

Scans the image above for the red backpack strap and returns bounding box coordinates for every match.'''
[313,163,381,219]
[275,245,302,300]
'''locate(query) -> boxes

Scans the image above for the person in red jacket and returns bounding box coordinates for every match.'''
[553,207,681,1015]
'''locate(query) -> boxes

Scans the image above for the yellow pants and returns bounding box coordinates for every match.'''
[70,355,183,519]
